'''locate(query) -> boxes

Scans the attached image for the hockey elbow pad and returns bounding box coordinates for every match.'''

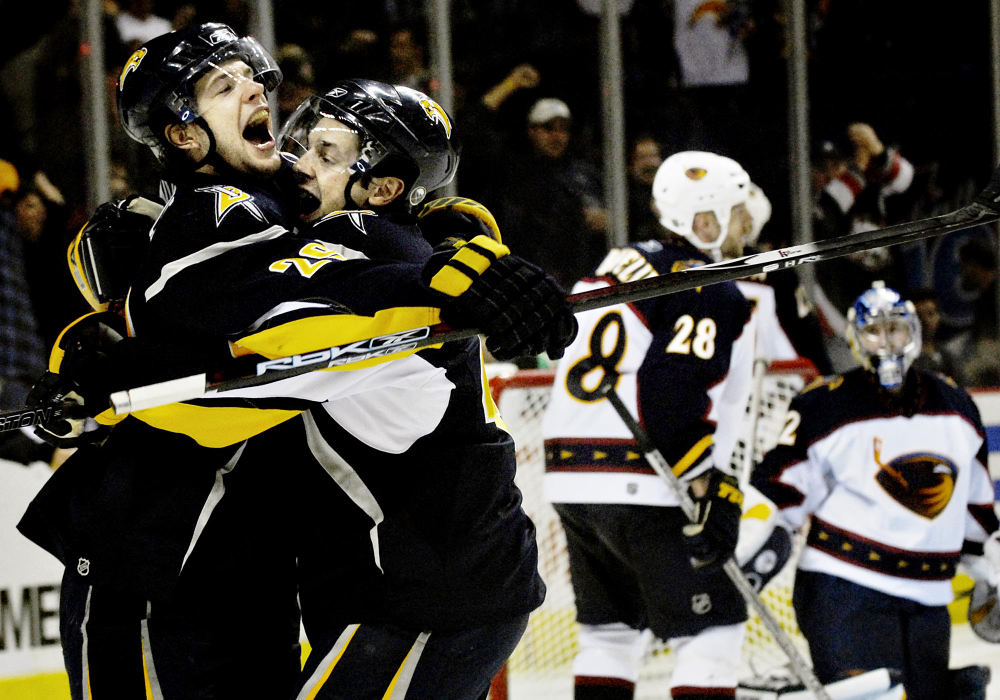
[417,196,503,247]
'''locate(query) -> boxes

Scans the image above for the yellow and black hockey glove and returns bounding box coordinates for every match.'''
[416,196,503,247]
[683,469,744,573]
[424,235,578,362]
[26,312,129,447]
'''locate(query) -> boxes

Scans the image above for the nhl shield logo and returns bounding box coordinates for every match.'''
[691,592,712,615]
[77,557,91,576]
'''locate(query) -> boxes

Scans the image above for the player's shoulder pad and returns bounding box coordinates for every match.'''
[800,373,846,395]
[593,241,663,283]
[919,368,985,426]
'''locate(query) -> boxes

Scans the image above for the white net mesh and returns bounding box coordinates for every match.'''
[489,360,818,699]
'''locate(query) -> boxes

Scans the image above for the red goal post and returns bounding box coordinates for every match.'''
[487,358,820,700]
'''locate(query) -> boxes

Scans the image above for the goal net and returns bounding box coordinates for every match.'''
[488,359,820,700]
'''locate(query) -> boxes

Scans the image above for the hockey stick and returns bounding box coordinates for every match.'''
[596,384,833,700]
[0,404,66,433]
[108,165,1000,414]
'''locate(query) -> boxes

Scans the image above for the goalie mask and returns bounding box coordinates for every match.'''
[117,22,281,164]
[651,150,750,251]
[277,79,461,210]
[846,281,922,391]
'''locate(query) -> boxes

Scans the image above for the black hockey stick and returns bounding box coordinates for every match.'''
[0,404,66,433]
[596,384,833,700]
[109,165,1000,414]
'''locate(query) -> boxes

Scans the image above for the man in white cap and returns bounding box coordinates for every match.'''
[495,97,608,310]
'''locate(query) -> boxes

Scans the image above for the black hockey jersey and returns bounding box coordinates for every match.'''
[542,238,756,506]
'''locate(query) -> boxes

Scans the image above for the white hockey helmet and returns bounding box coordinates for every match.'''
[743,182,772,248]
[651,150,750,251]
[845,281,922,391]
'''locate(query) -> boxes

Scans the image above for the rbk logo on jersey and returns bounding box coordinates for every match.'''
[195,185,267,227]
[872,437,957,519]
[119,48,147,90]
[419,97,452,138]
[316,209,376,235]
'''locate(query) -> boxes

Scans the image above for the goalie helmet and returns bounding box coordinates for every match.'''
[651,150,750,251]
[277,79,461,208]
[845,281,922,391]
[117,22,281,163]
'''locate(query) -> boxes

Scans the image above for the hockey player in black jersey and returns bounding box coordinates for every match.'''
[18,25,574,700]
[249,79,556,699]
[542,151,756,699]
[752,281,999,700]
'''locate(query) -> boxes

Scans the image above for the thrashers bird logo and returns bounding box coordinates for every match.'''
[872,437,956,519]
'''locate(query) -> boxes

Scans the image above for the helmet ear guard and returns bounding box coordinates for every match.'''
[845,281,922,390]
[651,150,750,251]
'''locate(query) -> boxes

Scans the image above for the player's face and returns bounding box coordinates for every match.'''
[857,317,912,355]
[292,117,363,222]
[193,58,280,176]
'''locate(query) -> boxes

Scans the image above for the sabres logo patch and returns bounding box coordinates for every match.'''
[873,437,956,519]
[195,185,266,227]
[685,167,708,180]
[120,48,147,90]
[317,209,376,235]
[419,98,452,138]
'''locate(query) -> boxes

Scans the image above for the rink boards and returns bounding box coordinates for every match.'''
[5,388,1000,698]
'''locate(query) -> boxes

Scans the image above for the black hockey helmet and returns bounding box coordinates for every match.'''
[277,78,461,208]
[117,22,281,163]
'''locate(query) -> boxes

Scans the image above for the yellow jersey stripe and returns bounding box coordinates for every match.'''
[299,624,361,700]
[672,434,714,477]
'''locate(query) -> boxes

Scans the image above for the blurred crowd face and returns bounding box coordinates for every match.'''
[630,138,662,186]
[528,118,571,160]
[15,191,47,242]
[913,298,940,341]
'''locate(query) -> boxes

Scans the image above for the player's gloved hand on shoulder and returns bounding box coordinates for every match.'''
[72,195,162,310]
[683,469,744,572]
[424,234,578,362]
[26,312,129,447]
[416,196,503,247]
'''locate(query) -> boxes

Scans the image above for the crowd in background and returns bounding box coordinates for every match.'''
[0,0,996,424]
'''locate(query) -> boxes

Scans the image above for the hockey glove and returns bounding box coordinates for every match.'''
[27,312,129,447]
[416,196,503,247]
[683,469,744,572]
[69,195,162,311]
[425,235,578,361]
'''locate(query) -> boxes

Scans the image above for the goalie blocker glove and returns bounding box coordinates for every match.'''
[425,234,578,361]
[683,469,744,572]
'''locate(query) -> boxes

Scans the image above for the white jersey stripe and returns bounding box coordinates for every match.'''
[144,225,287,301]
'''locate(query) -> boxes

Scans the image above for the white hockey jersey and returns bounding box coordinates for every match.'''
[542,239,756,506]
[752,368,998,605]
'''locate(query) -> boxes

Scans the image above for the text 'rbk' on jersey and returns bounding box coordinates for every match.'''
[752,367,997,605]
[542,238,756,506]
